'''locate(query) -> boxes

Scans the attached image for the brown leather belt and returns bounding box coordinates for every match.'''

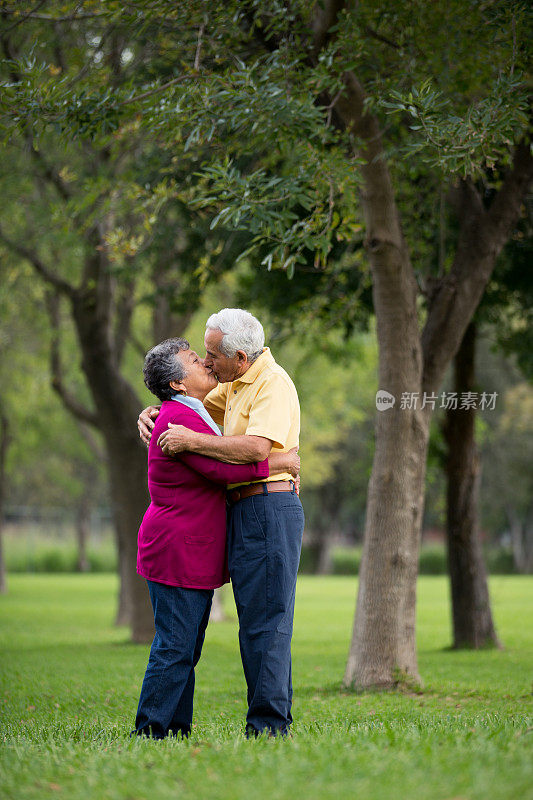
[227,480,294,504]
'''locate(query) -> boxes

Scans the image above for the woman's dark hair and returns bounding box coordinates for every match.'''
[143,338,190,402]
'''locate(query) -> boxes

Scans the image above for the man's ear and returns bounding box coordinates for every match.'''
[235,350,248,366]
[169,380,186,393]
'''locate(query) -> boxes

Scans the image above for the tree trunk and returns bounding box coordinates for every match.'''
[209,588,227,622]
[344,403,429,688]
[106,444,153,640]
[342,264,429,686]
[306,524,334,575]
[316,532,334,575]
[336,93,531,686]
[152,261,194,343]
[0,407,9,594]
[338,71,427,688]
[443,322,500,648]
[71,290,154,642]
[507,504,533,574]
[75,494,91,573]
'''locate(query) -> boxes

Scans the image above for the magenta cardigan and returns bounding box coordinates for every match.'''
[137,400,269,589]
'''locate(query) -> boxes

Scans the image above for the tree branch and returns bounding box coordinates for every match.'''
[76,421,106,464]
[1,1,48,34]
[335,70,404,248]
[81,221,110,288]
[28,142,73,201]
[422,139,533,394]
[52,26,68,78]
[447,177,484,219]
[1,29,73,201]
[120,73,199,107]
[0,7,107,25]
[45,291,99,428]
[363,25,401,50]
[114,277,137,366]
[485,140,533,239]
[0,225,75,296]
[312,0,347,56]
[128,332,149,359]
[194,22,205,72]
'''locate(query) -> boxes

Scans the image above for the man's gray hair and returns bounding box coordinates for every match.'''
[206,308,264,362]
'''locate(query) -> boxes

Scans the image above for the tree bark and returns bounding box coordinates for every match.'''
[330,39,533,688]
[70,287,154,642]
[336,70,427,688]
[41,274,153,640]
[443,322,500,649]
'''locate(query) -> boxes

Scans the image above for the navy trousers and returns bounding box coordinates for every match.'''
[134,580,213,739]
[227,485,304,736]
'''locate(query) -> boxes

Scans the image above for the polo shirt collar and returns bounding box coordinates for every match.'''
[235,347,273,384]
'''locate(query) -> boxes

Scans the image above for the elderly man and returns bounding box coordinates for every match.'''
[138,308,304,737]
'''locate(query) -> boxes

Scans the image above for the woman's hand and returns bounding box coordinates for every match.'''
[137,406,160,446]
[268,447,300,478]
[157,423,197,455]
[285,447,301,478]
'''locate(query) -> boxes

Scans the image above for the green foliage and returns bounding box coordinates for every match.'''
[2,0,528,278]
[483,208,533,379]
[485,547,516,576]
[379,74,529,176]
[481,381,533,541]
[1,574,532,799]
[0,1,530,574]
[330,546,363,576]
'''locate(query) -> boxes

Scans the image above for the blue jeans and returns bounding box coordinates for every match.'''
[228,486,304,736]
[134,580,213,738]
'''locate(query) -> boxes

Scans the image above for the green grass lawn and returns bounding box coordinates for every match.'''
[1,574,532,800]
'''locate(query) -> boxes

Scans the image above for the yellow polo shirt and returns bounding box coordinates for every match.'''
[203,348,300,486]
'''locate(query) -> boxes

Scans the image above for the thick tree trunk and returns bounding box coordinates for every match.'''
[106,444,153,640]
[336,86,531,687]
[338,71,427,688]
[72,290,154,642]
[344,403,429,688]
[0,407,9,594]
[443,323,500,649]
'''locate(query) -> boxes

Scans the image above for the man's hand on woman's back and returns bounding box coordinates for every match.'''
[138,406,160,446]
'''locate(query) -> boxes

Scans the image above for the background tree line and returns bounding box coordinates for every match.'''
[0,1,531,687]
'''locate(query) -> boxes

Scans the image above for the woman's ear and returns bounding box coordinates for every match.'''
[169,379,187,394]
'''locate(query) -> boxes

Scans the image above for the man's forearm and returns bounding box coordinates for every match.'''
[187,432,272,463]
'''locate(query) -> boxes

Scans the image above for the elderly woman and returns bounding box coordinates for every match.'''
[134,337,298,739]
